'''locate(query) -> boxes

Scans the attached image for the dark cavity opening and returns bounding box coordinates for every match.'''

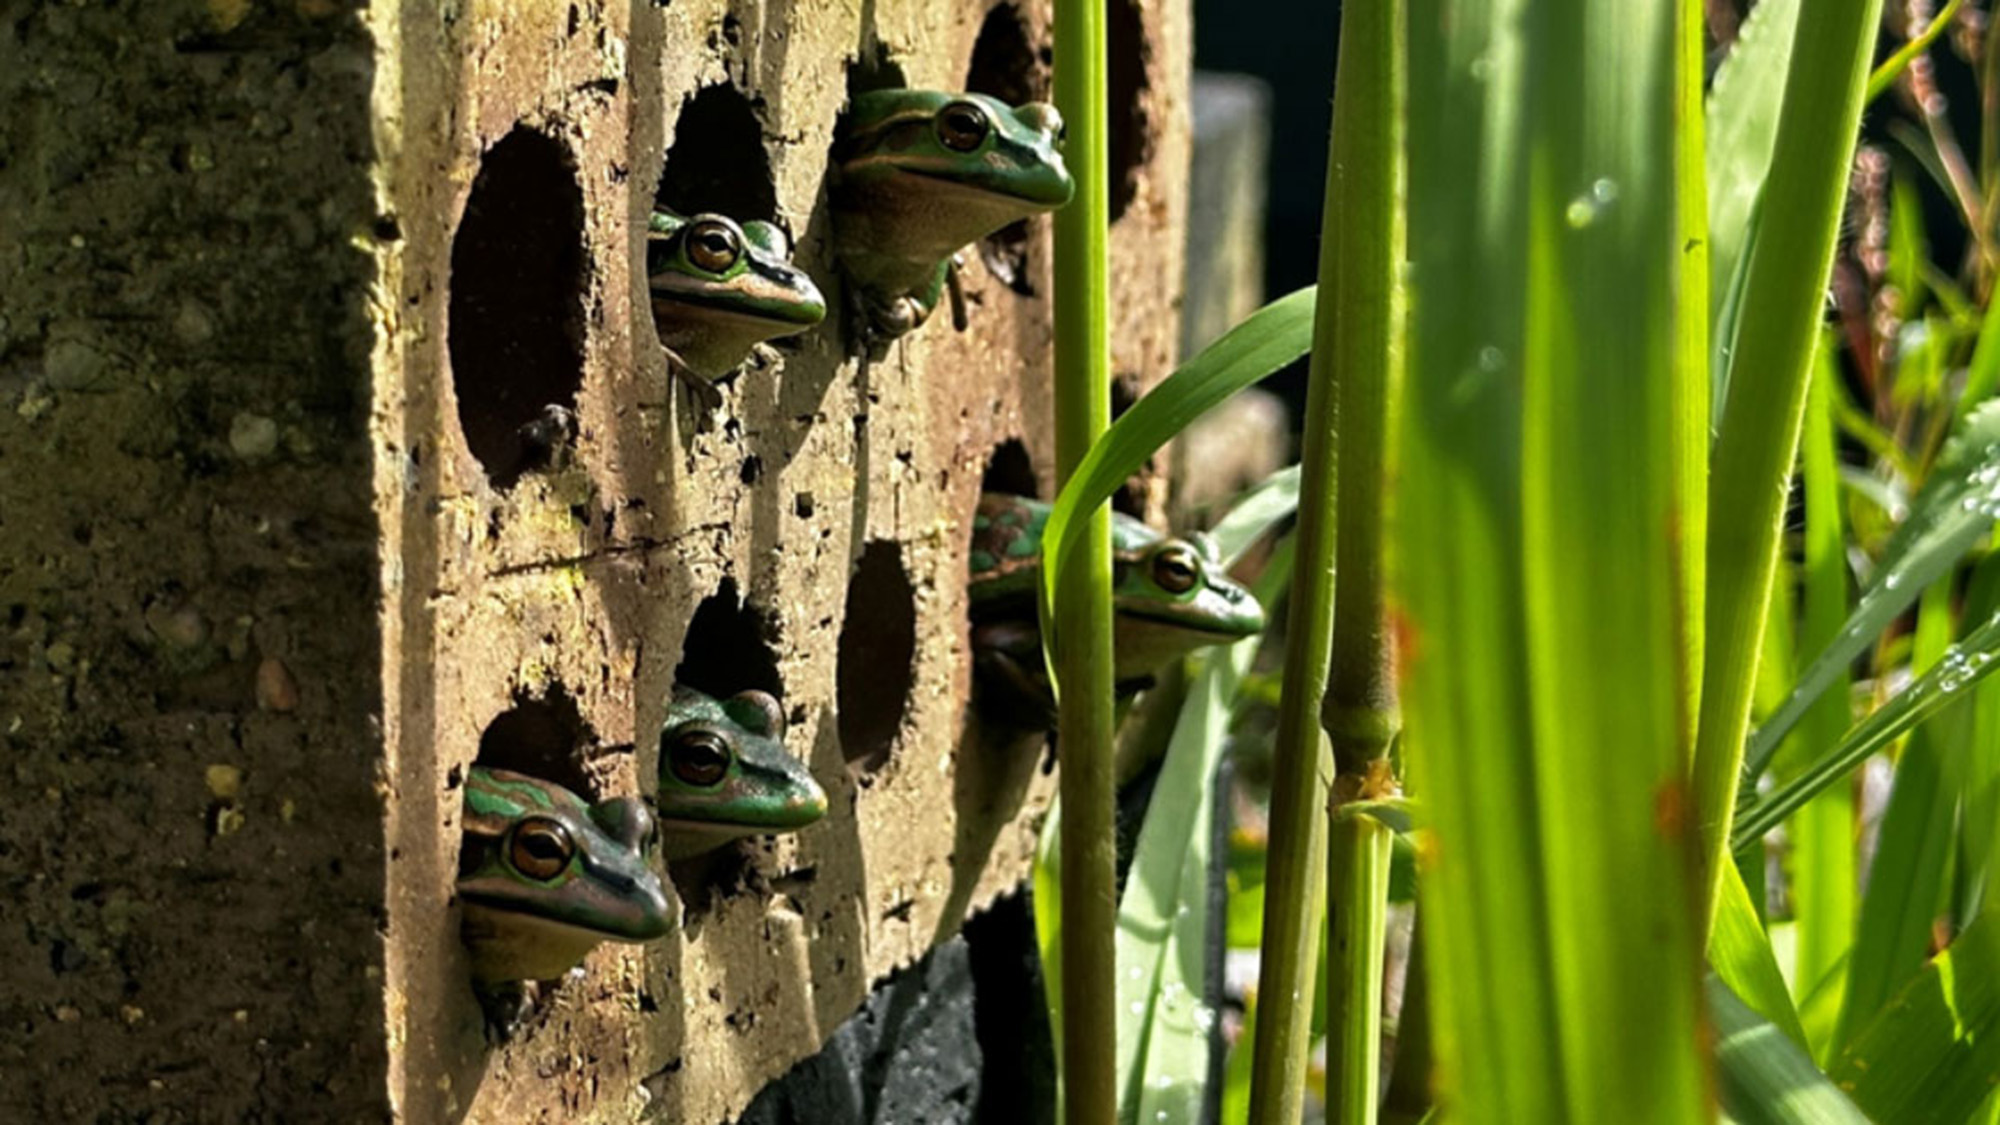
[674,577,784,702]
[846,44,910,99]
[967,4,1053,296]
[448,127,588,489]
[837,541,918,771]
[1106,0,1151,224]
[474,686,596,798]
[981,438,1041,499]
[656,84,779,222]
[1111,375,1145,515]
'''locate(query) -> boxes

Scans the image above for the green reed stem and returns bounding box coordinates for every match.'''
[1691,0,1884,933]
[1249,0,1403,1119]
[1052,0,1117,1119]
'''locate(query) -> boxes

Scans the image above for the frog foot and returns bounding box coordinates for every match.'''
[664,349,725,415]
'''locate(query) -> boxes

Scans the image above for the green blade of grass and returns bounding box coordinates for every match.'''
[1952,553,2000,928]
[1707,976,1870,1125]
[1865,0,1967,105]
[1787,352,1857,1028]
[1831,584,1960,1052]
[1746,398,2000,779]
[1037,288,1316,667]
[1692,0,1886,927]
[1733,606,2000,846]
[1831,906,2000,1124]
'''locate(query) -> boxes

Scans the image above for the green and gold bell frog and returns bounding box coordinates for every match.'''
[657,686,828,860]
[456,766,674,986]
[830,90,1074,355]
[967,493,1266,714]
[646,209,826,393]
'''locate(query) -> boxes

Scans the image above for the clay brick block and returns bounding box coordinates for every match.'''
[0,0,1187,1120]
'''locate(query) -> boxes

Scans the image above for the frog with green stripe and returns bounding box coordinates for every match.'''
[830,90,1074,356]
[646,209,826,399]
[457,767,674,998]
[968,493,1266,719]
[656,686,828,859]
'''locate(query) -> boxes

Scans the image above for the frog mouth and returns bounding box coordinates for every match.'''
[901,166,1074,208]
[650,287,825,328]
[1117,605,1263,637]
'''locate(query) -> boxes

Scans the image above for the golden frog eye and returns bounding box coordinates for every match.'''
[508,818,575,881]
[669,729,733,788]
[685,219,742,273]
[936,101,991,152]
[1151,544,1201,595]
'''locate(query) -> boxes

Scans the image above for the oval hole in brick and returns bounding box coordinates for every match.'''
[967,3,1052,296]
[656,84,778,222]
[837,541,917,772]
[473,685,595,798]
[448,127,588,490]
[673,577,784,701]
[1106,0,1152,224]
[981,437,1041,499]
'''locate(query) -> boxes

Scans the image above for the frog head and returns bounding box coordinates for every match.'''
[646,210,826,379]
[456,766,674,984]
[656,686,828,860]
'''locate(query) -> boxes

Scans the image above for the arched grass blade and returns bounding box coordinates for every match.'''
[1734,607,2000,848]
[1036,287,1317,669]
[1744,398,2000,780]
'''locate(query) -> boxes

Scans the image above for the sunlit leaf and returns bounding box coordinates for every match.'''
[1710,858,1811,1051]
[1708,976,1869,1125]
[1832,907,2000,1124]
[1117,546,1293,1124]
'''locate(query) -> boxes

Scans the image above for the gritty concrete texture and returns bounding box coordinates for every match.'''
[0,0,1189,1120]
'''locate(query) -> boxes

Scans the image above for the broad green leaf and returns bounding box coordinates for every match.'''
[1745,398,2000,780]
[1734,605,2000,846]
[1038,288,1317,649]
[1708,976,1870,1125]
[1832,906,2000,1124]
[1833,584,1959,1051]
[1711,857,1811,1051]
[1116,545,1293,1124]
[1399,0,1706,1118]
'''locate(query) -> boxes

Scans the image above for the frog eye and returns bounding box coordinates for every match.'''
[936,101,991,152]
[1151,544,1202,595]
[508,818,575,881]
[685,219,742,273]
[669,729,733,788]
